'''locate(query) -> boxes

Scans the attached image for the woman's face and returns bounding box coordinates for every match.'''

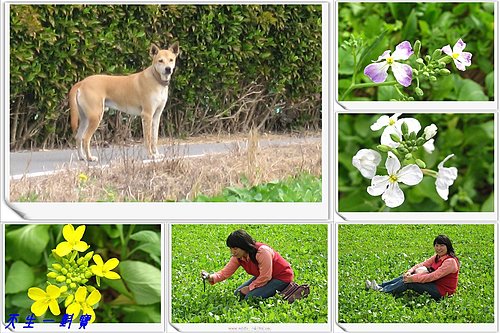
[230,247,247,259]
[434,243,448,256]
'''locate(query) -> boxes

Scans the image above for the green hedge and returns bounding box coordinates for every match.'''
[10,5,322,149]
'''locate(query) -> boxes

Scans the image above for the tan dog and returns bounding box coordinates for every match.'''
[69,42,179,161]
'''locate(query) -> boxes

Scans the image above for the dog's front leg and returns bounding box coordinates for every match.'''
[151,106,165,157]
[141,109,163,159]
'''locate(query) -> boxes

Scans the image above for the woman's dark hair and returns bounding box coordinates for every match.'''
[433,234,459,264]
[226,229,258,264]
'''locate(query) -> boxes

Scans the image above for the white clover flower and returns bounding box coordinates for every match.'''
[436,154,458,200]
[371,114,421,148]
[352,149,381,179]
[367,152,423,208]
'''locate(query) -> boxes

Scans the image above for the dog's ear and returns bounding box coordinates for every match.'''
[168,41,180,56]
[150,43,160,57]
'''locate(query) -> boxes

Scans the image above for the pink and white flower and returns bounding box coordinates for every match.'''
[442,39,472,71]
[364,41,414,87]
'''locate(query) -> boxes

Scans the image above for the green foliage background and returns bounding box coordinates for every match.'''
[338,224,495,323]
[4,224,161,323]
[10,4,322,150]
[338,113,494,212]
[171,224,328,323]
[338,2,494,101]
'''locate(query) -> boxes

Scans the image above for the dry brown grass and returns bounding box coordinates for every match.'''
[10,134,321,202]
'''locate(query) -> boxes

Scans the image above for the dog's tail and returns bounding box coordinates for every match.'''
[68,82,81,134]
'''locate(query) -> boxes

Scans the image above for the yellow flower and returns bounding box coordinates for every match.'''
[66,286,101,323]
[55,224,89,257]
[28,285,61,316]
[91,254,121,279]
[78,173,88,183]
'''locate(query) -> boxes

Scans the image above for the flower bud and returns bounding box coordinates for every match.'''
[415,87,424,96]
[423,71,430,78]
[389,133,401,143]
[70,283,77,289]
[430,76,437,81]
[401,121,409,135]
[77,257,84,265]
[84,251,94,261]
[425,55,431,63]
[59,285,68,293]
[416,137,425,146]
[47,272,58,279]
[438,62,446,68]
[56,275,66,283]
[408,97,415,101]
[81,278,88,284]
[416,58,424,64]
[432,49,442,59]
[87,286,97,293]
[412,68,419,75]
[397,146,409,154]
[52,263,62,271]
[409,132,417,140]
[415,159,427,168]
[439,69,451,75]
[404,153,413,160]
[413,40,421,56]
[85,271,93,279]
[66,279,72,284]
[61,268,68,275]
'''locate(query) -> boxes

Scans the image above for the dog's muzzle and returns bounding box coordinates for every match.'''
[165,67,172,75]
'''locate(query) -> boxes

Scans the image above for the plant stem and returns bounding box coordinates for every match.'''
[340,81,398,100]
[378,204,387,212]
[422,168,438,177]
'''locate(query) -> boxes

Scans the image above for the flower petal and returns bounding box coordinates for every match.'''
[75,286,88,302]
[380,127,401,148]
[73,241,89,252]
[367,176,389,196]
[392,41,413,60]
[375,50,391,62]
[66,302,81,318]
[73,225,86,242]
[385,152,401,175]
[62,224,75,242]
[31,300,49,317]
[82,307,96,324]
[423,124,438,140]
[86,289,102,306]
[423,139,435,154]
[382,182,405,208]
[459,51,472,66]
[55,241,72,257]
[46,285,61,299]
[104,271,121,280]
[364,62,390,83]
[28,287,46,301]
[438,154,455,169]
[441,45,453,56]
[391,62,413,87]
[453,58,466,71]
[103,258,119,271]
[91,265,104,277]
[397,164,423,186]
[453,38,466,54]
[93,254,104,266]
[370,115,390,131]
[48,299,61,316]
[396,118,421,136]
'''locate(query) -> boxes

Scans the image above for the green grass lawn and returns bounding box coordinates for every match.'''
[171,224,329,323]
[338,224,494,323]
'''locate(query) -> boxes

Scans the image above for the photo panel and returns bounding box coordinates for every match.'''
[336,112,496,220]
[2,223,165,332]
[168,223,331,332]
[3,3,330,221]
[335,1,497,110]
[335,223,497,332]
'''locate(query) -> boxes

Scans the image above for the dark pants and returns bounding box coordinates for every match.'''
[380,276,442,300]
[234,277,289,300]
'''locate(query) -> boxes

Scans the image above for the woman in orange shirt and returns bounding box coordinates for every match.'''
[201,230,294,300]
[366,235,460,300]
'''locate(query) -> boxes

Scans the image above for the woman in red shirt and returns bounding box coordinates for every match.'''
[201,230,294,300]
[365,235,460,300]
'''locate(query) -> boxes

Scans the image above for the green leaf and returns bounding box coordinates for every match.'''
[485,71,494,97]
[130,230,161,264]
[6,225,50,265]
[120,260,161,305]
[357,30,388,75]
[456,78,488,101]
[401,9,417,40]
[6,261,35,294]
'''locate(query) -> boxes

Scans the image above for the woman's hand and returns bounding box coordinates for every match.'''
[201,270,214,283]
[403,275,413,283]
[239,286,250,295]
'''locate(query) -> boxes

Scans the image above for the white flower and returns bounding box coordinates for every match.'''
[367,152,423,208]
[423,139,435,154]
[371,114,421,148]
[352,149,381,179]
[436,154,458,200]
[423,124,438,140]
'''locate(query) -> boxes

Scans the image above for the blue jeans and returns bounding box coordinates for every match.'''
[380,276,442,300]
[234,277,290,300]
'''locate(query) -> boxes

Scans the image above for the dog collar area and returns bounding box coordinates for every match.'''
[151,68,170,87]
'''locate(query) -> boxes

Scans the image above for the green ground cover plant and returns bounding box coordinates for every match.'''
[338,113,494,212]
[5,224,161,323]
[338,2,494,101]
[171,224,328,323]
[338,224,494,323]
[192,173,321,202]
